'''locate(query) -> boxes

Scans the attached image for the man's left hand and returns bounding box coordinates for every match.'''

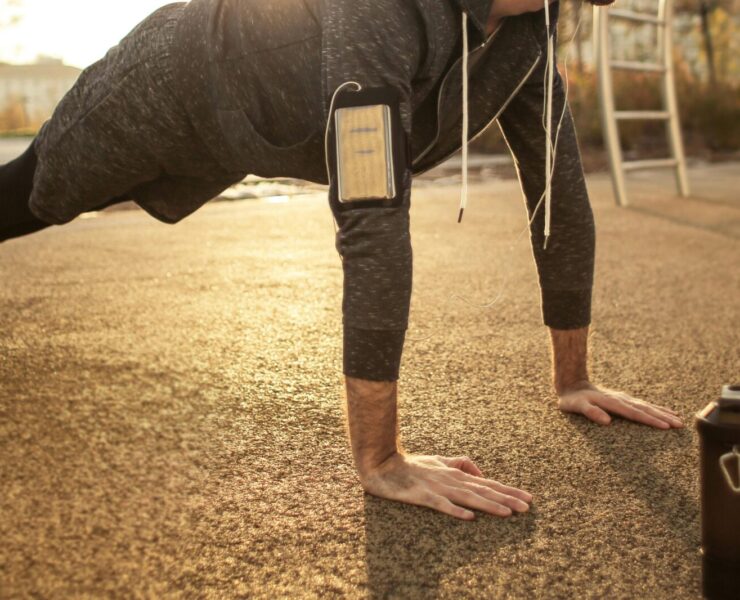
[556,382,684,429]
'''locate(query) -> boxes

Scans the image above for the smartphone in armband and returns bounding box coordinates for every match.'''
[334,103,396,203]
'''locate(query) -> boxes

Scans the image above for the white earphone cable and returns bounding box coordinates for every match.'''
[325,80,363,242]
[406,2,585,341]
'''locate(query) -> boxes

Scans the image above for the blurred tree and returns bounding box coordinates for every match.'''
[674,0,735,87]
[0,96,27,130]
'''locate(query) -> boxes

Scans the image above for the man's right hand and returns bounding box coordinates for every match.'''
[344,376,533,520]
[360,452,533,520]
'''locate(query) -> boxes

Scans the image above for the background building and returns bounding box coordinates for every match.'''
[0,56,81,130]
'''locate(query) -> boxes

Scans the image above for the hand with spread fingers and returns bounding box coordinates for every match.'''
[360,453,533,521]
[344,376,533,520]
[549,327,684,430]
[556,381,684,429]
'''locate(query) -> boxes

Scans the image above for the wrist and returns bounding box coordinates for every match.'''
[353,435,400,479]
[549,326,590,396]
[356,449,404,486]
[554,378,593,396]
[344,376,402,482]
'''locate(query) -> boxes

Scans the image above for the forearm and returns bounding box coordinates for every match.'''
[333,173,413,382]
[344,376,402,482]
[549,326,590,394]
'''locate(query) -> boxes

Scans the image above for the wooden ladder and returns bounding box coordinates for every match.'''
[593,0,690,206]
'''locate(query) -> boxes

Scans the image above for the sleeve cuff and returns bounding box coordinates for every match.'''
[343,326,406,381]
[542,288,592,330]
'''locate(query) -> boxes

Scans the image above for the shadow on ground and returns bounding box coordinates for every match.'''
[364,496,538,598]
[569,414,701,557]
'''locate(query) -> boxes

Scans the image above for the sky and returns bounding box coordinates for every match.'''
[0,0,175,68]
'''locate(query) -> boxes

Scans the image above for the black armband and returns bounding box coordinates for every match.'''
[327,85,410,214]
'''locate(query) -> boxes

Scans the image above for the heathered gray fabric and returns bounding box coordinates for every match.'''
[29,3,244,225]
[27,0,595,380]
[498,52,595,327]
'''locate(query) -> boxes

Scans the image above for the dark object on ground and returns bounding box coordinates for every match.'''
[696,384,740,599]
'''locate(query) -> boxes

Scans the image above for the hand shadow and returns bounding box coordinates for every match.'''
[566,413,701,558]
[363,492,538,599]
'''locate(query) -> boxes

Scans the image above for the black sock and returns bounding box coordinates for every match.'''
[0,139,51,242]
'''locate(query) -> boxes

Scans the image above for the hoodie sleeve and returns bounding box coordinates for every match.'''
[321,0,423,381]
[497,18,596,330]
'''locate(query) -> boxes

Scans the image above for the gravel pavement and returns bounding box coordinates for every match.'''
[1,163,738,599]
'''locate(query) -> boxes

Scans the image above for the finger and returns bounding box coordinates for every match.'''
[459,458,484,477]
[562,391,612,424]
[604,391,682,419]
[461,474,534,503]
[464,481,530,513]
[633,402,684,428]
[643,402,680,416]
[423,493,475,521]
[581,402,612,426]
[559,393,609,423]
[441,485,513,518]
[438,466,533,502]
[638,402,684,424]
[438,456,484,477]
[594,396,671,429]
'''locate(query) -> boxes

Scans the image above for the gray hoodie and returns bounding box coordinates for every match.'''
[169,0,595,381]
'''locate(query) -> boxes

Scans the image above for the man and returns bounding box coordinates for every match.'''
[0,0,683,520]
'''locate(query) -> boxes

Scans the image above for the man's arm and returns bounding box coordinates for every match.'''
[498,8,683,428]
[323,0,533,519]
[550,327,684,428]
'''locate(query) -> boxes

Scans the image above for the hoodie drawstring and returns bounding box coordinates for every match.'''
[543,0,554,249]
[458,4,556,251]
[458,11,469,224]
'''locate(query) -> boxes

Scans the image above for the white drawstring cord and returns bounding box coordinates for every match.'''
[543,0,555,249]
[458,11,470,223]
[407,3,585,340]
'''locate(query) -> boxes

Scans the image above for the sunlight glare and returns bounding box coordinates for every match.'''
[0,0,178,68]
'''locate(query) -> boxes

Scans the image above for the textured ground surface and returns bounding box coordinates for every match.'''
[1,163,738,599]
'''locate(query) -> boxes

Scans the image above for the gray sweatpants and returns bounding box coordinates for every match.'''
[29,2,242,225]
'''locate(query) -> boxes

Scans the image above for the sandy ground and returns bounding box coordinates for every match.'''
[1,163,738,599]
